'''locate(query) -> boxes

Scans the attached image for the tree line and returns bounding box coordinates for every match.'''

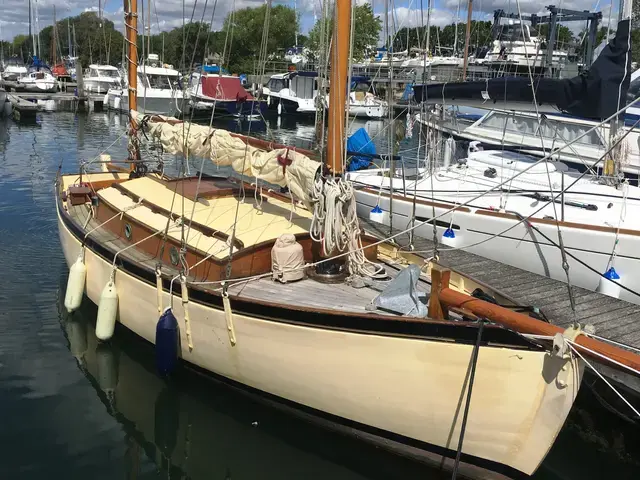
[2,7,638,72]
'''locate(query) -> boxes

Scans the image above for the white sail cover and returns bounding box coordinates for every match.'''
[133,111,322,206]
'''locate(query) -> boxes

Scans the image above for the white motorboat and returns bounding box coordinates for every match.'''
[262,72,318,115]
[105,56,186,116]
[484,21,568,72]
[84,64,122,94]
[1,56,28,83]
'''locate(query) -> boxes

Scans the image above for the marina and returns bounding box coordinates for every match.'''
[1,0,640,479]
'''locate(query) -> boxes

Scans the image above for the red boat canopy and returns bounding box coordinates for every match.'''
[200,76,253,101]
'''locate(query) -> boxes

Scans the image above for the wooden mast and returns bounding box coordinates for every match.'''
[125,0,138,114]
[325,0,352,174]
[125,0,139,168]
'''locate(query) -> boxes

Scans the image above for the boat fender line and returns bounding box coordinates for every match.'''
[96,270,118,341]
[222,282,237,346]
[180,275,193,351]
[156,266,163,314]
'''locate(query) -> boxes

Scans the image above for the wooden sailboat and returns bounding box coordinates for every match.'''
[55,0,640,477]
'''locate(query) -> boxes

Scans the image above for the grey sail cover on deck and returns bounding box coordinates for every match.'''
[372,264,427,317]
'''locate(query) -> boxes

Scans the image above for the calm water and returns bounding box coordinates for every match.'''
[0,109,638,479]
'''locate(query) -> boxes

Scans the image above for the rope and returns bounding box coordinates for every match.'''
[310,176,386,279]
[566,341,640,419]
[451,320,485,480]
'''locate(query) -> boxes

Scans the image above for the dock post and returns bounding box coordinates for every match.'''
[428,263,450,320]
[76,61,85,109]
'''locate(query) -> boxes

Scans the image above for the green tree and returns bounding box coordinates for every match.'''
[219,5,298,73]
[535,24,573,49]
[308,4,382,61]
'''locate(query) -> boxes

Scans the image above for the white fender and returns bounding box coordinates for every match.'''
[96,279,118,341]
[64,252,87,313]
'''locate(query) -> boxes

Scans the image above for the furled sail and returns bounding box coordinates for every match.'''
[133,111,322,207]
[413,20,632,121]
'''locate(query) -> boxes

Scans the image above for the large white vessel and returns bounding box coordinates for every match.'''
[84,65,122,94]
[105,55,186,116]
[484,21,568,72]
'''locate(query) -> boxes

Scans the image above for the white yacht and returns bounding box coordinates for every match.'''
[105,55,186,116]
[262,72,318,115]
[341,77,388,119]
[418,69,640,175]
[347,143,640,305]
[485,21,568,72]
[84,65,122,94]
[17,69,57,93]
[1,56,28,83]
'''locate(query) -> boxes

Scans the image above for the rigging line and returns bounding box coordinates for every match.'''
[584,332,640,354]
[507,210,640,300]
[451,320,484,480]
[567,342,640,418]
[146,94,640,284]
[516,0,575,316]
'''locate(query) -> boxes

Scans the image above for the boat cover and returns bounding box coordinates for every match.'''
[201,76,253,102]
[372,265,427,317]
[347,128,376,171]
[133,111,321,207]
[413,20,632,121]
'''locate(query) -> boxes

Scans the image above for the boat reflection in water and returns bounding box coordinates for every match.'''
[59,298,450,480]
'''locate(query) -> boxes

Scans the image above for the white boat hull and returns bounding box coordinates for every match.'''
[57,179,582,477]
[350,185,640,305]
[105,89,187,117]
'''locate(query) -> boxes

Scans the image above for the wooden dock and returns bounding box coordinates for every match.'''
[7,93,39,120]
[359,215,640,394]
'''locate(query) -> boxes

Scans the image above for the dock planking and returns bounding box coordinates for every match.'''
[358,215,640,348]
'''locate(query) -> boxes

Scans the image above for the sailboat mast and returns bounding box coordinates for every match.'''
[147,0,151,56]
[325,0,352,174]
[124,0,138,117]
[52,5,57,65]
[29,0,35,56]
[462,0,473,79]
[67,18,72,58]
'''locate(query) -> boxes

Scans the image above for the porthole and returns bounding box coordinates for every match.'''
[169,246,180,266]
[124,223,132,240]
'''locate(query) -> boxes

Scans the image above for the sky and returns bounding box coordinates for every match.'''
[0,0,618,43]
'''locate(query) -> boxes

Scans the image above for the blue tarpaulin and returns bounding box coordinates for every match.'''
[347,128,376,171]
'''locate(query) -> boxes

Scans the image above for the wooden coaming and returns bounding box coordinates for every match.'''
[90,183,378,282]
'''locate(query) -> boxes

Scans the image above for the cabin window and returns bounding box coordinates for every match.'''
[100,69,120,78]
[147,74,172,89]
[479,112,603,147]
[268,78,285,92]
[498,25,531,43]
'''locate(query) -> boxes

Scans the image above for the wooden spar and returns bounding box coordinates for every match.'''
[124,0,139,168]
[462,0,473,80]
[325,0,352,174]
[124,0,138,115]
[435,285,640,372]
